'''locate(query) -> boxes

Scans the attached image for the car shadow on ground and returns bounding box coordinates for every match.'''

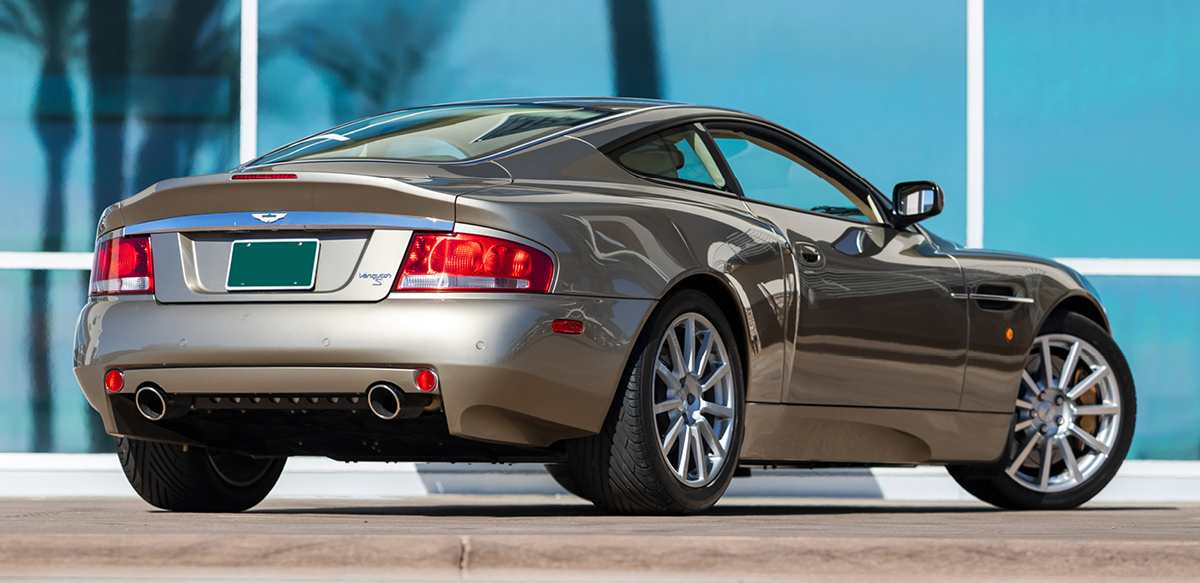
[245,502,1166,518]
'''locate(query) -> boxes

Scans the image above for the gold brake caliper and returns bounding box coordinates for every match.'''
[1071,366,1100,457]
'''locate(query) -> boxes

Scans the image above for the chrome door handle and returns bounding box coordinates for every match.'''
[796,243,823,267]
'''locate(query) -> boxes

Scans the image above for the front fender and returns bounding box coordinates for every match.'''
[953,248,1110,413]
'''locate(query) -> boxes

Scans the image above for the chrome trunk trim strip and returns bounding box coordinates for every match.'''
[124,211,453,235]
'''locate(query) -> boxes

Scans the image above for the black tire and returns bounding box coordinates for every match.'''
[554,290,745,515]
[115,436,286,512]
[949,312,1136,510]
[545,463,597,501]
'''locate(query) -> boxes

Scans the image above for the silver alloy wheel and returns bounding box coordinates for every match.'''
[651,312,736,487]
[1007,333,1123,493]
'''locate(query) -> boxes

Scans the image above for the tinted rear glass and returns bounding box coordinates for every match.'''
[252,105,612,165]
[612,126,727,188]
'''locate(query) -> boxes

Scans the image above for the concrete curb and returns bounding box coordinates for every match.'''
[2,454,1199,502]
[3,533,1200,580]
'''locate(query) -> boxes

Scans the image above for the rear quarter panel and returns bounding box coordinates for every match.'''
[460,137,795,403]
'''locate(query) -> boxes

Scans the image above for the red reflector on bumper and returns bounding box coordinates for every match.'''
[552,319,584,334]
[416,369,438,392]
[104,370,124,392]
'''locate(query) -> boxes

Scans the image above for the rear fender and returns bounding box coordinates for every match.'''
[456,144,792,403]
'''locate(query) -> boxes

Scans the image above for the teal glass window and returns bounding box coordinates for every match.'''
[711,128,878,222]
[613,126,727,188]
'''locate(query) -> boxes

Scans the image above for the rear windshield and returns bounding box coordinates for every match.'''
[251,105,612,165]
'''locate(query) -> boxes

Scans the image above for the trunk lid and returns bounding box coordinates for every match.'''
[99,164,508,303]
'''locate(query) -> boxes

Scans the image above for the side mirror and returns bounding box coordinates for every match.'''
[891,181,944,229]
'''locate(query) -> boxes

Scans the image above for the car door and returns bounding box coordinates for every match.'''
[705,121,969,410]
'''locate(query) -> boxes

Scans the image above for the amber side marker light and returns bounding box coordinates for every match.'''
[416,370,438,392]
[552,319,584,334]
[230,173,297,180]
[104,370,124,392]
[1006,328,1014,342]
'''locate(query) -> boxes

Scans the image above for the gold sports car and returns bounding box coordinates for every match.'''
[74,98,1135,514]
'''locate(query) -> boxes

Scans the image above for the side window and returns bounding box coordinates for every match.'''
[613,126,727,189]
[709,128,879,222]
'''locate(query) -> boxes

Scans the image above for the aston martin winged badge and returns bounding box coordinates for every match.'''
[252,212,287,224]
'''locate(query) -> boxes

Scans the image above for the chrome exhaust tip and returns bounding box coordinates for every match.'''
[367,383,402,420]
[135,385,190,421]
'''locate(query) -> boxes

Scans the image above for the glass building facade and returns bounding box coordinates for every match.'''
[0,0,1196,459]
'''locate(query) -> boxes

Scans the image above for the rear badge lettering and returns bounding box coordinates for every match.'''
[359,272,393,286]
[251,212,287,224]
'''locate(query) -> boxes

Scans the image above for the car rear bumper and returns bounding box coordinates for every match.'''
[74,293,654,449]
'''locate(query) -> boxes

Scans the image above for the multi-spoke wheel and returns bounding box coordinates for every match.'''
[949,312,1136,509]
[549,290,745,514]
[651,312,737,487]
[1008,332,1122,492]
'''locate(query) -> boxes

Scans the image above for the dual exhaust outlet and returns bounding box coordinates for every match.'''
[365,383,425,421]
[134,385,191,421]
[134,375,436,422]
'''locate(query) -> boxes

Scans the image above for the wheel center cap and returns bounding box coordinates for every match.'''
[1036,402,1055,423]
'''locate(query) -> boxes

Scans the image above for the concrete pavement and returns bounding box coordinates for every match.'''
[4,454,1200,503]
[1,496,1198,581]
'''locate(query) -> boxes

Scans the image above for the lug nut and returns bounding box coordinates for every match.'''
[1039,425,1048,435]
[1037,392,1046,401]
[1055,416,1065,426]
[1055,396,1065,405]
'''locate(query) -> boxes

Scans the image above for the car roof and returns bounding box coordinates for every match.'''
[240,98,752,172]
[424,96,691,112]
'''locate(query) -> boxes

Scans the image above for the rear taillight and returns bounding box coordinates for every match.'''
[90,235,154,295]
[397,233,553,293]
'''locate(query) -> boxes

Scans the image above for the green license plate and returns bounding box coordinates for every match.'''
[226,239,320,291]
